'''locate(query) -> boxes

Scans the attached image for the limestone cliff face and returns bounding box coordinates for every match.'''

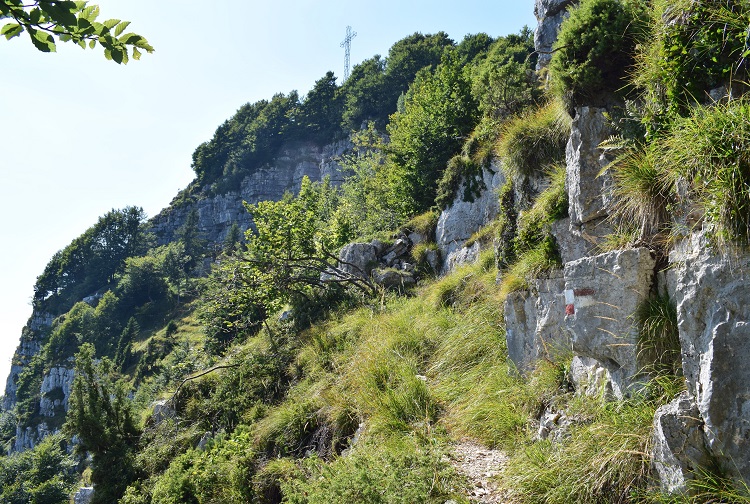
[3,311,52,411]
[436,163,504,273]
[149,139,350,246]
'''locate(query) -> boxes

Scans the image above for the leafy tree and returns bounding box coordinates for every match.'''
[456,32,495,65]
[199,256,266,353]
[161,241,190,302]
[191,92,301,189]
[340,32,454,131]
[223,222,243,255]
[471,27,539,119]
[33,206,148,314]
[298,71,344,143]
[387,52,479,213]
[336,124,408,238]
[244,190,376,308]
[383,31,454,104]
[65,343,140,504]
[0,1,153,63]
[340,55,388,130]
[176,208,203,274]
[116,253,170,316]
[0,434,76,504]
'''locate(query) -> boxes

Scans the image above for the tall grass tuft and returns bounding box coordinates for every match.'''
[496,100,571,179]
[663,99,750,245]
[500,397,655,503]
[635,293,681,379]
[604,142,674,245]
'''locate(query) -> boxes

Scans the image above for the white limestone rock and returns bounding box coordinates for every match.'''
[39,366,75,417]
[566,106,614,228]
[436,165,504,273]
[671,232,750,484]
[504,273,569,373]
[564,248,655,392]
[652,391,710,494]
[74,487,94,504]
[336,243,379,278]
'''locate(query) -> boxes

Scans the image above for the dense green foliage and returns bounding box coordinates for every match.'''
[0,1,152,63]
[66,344,140,504]
[34,207,149,314]
[191,92,302,189]
[471,26,539,118]
[635,0,750,124]
[387,52,479,214]
[549,0,646,108]
[0,434,76,503]
[11,8,750,503]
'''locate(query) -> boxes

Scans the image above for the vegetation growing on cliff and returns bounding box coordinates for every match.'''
[7,1,750,502]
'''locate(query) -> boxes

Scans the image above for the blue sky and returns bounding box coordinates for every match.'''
[0,0,536,384]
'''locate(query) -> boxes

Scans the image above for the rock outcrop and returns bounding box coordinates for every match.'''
[329,234,427,291]
[150,139,350,246]
[564,248,655,397]
[504,273,568,373]
[668,232,750,483]
[652,391,711,494]
[534,0,578,69]
[38,367,75,418]
[436,164,504,273]
[3,311,52,410]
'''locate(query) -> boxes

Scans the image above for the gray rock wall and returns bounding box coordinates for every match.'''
[669,232,750,483]
[3,311,52,410]
[534,0,578,69]
[39,367,75,418]
[652,391,711,494]
[504,273,568,373]
[436,164,504,273]
[150,139,350,246]
[564,248,655,394]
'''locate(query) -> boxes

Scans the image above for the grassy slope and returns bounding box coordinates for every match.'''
[130,248,679,503]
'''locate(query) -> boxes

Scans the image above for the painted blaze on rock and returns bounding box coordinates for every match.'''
[564,248,656,385]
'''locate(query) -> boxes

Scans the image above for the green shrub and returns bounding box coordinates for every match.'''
[549,0,647,108]
[496,100,570,179]
[514,163,568,252]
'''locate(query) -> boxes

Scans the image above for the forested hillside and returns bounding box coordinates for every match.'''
[3,0,750,502]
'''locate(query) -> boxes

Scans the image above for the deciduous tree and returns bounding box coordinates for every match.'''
[1,0,153,63]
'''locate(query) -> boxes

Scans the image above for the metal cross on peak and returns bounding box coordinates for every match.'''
[340,25,357,82]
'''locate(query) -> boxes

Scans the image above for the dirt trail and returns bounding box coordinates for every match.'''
[451,440,510,503]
